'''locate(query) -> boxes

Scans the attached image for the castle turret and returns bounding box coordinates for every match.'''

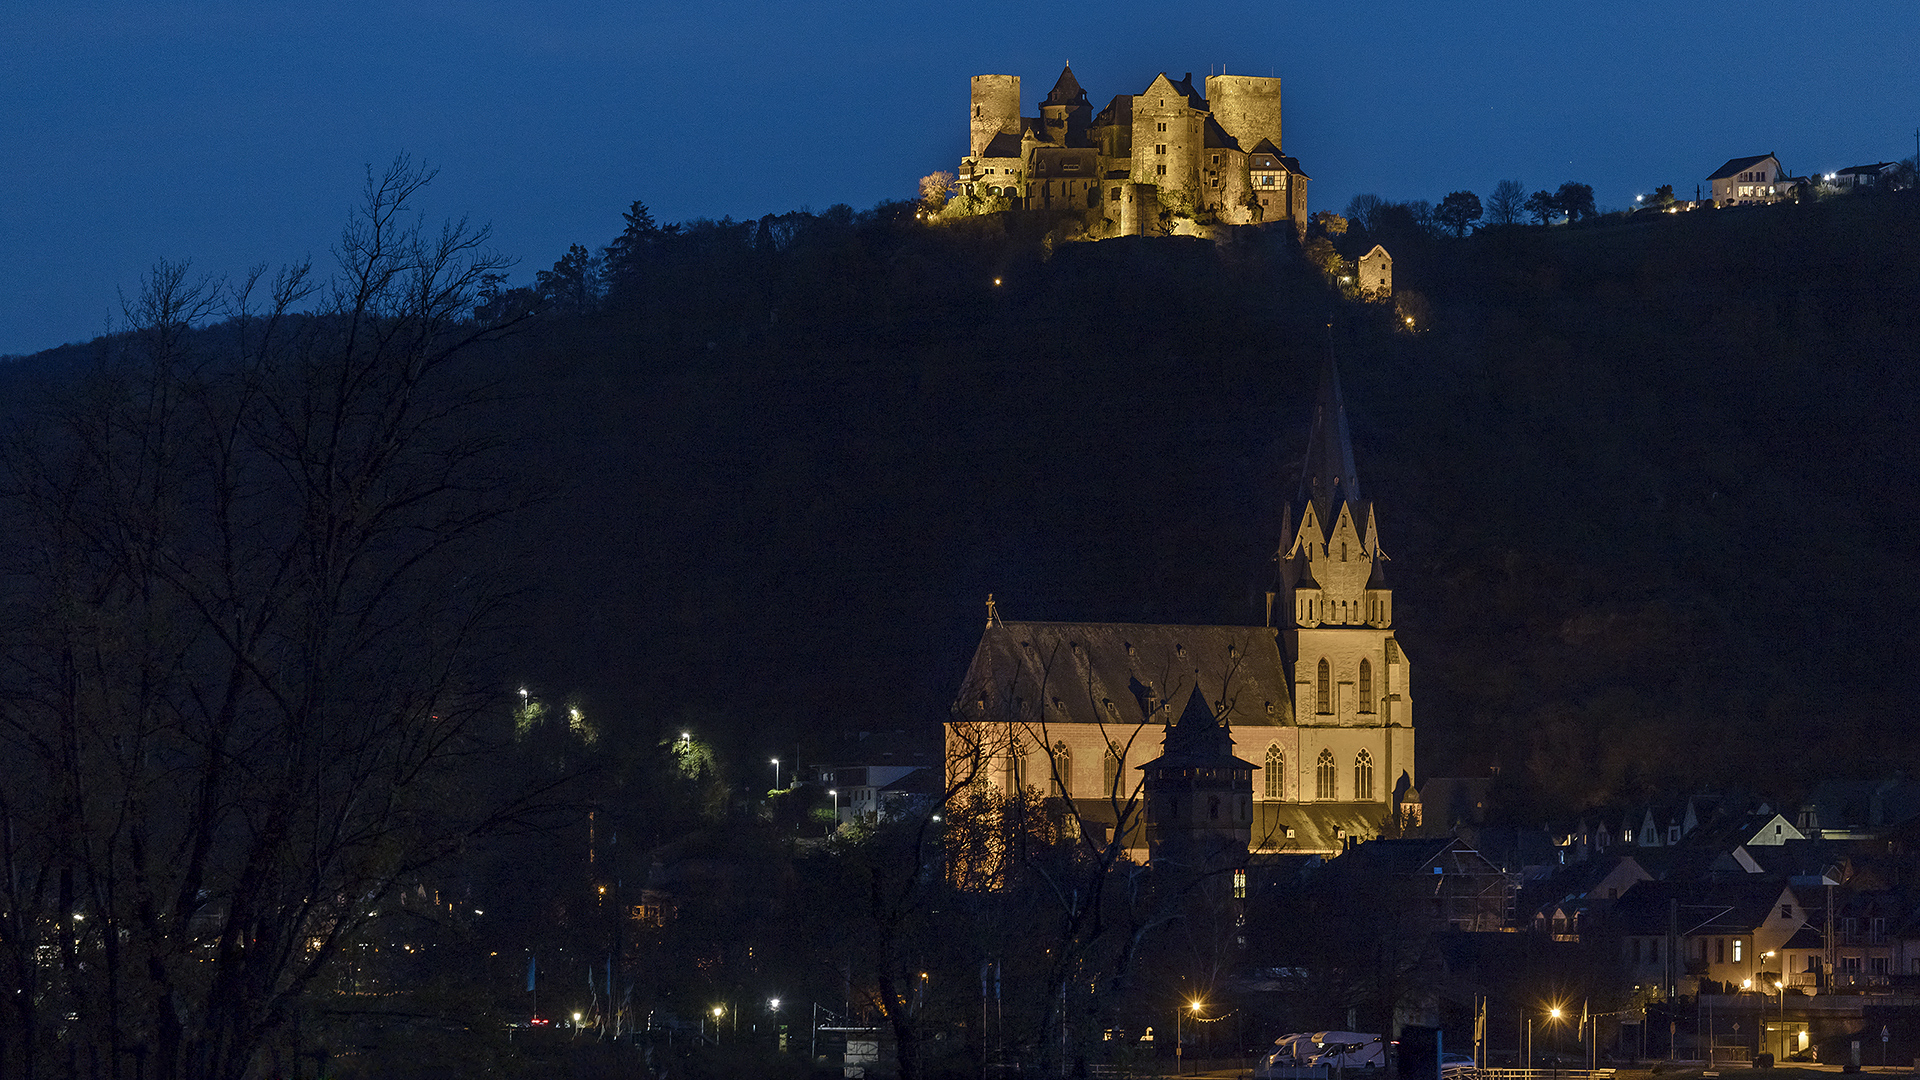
[1140,687,1256,873]
[970,74,1022,158]
[1039,64,1092,146]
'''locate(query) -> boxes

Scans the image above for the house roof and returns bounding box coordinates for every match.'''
[1836,162,1896,176]
[955,616,1294,732]
[1609,879,1799,936]
[1203,115,1241,152]
[1708,154,1777,180]
[1254,801,1388,854]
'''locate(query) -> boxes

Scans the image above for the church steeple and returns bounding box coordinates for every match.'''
[1298,346,1363,523]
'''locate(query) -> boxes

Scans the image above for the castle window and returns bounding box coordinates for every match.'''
[1316,659,1330,714]
[1264,745,1283,799]
[1156,165,1166,177]
[1316,750,1336,800]
[1053,741,1072,798]
[1156,144,1166,155]
[1359,659,1373,713]
[1157,122,1166,132]
[1110,187,1121,202]
[1341,543,1347,561]
[1354,749,1373,801]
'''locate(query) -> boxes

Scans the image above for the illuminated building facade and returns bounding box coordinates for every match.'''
[961,65,1310,236]
[946,359,1412,861]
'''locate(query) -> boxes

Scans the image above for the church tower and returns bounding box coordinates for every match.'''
[1274,354,1413,804]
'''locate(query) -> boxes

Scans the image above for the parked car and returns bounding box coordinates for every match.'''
[1257,1032,1385,1077]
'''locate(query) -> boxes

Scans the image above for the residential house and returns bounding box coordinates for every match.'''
[1708,154,1791,207]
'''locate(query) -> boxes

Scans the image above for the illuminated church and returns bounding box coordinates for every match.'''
[946,360,1412,860]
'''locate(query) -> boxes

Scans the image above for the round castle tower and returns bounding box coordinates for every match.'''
[1204,74,1283,154]
[970,75,1021,158]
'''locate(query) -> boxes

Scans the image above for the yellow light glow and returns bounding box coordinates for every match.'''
[1189,999,1204,1013]
[1549,1007,1562,1020]
[713,1005,725,1017]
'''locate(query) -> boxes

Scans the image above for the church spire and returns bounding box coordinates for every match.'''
[1297,332,1362,519]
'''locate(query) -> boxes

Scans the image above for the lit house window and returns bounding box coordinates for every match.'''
[1233,869,1247,899]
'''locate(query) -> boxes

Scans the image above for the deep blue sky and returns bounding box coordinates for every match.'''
[6,0,1917,356]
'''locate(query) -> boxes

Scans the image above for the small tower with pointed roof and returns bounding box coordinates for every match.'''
[1139,687,1257,872]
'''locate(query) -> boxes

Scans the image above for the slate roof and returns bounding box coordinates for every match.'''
[1044,64,1089,107]
[1253,801,1388,854]
[955,617,1294,729]
[1609,879,1798,935]
[1140,686,1260,771]
[1708,154,1777,180]
[977,132,1023,158]
[1203,115,1242,152]
[1296,352,1367,530]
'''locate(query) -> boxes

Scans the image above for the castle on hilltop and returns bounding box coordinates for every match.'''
[960,65,1309,237]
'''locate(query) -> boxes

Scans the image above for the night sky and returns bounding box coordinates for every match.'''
[6,0,1917,357]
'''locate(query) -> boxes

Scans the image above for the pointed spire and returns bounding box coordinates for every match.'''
[1044,63,1088,107]
[985,593,1000,628]
[1298,326,1362,516]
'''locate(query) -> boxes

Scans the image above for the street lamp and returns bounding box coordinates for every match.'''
[829,789,838,831]
[713,1004,725,1044]
[1178,999,1203,1074]
[771,758,781,790]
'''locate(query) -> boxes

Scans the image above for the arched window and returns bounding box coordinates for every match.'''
[1354,749,1374,801]
[1316,749,1336,800]
[1316,659,1331,714]
[1053,741,1073,798]
[1006,735,1028,792]
[1103,741,1123,796]
[1264,744,1284,800]
[1359,658,1373,713]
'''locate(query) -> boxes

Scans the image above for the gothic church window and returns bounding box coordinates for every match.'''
[1103,742,1123,795]
[1359,659,1373,713]
[1316,749,1336,800]
[1053,741,1072,798]
[1354,749,1374,801]
[1316,659,1330,714]
[1264,745,1283,799]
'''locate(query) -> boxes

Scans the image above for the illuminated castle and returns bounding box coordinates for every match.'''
[947,358,1412,862]
[960,65,1309,237]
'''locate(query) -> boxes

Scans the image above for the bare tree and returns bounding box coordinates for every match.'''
[0,157,534,1080]
[1485,180,1527,227]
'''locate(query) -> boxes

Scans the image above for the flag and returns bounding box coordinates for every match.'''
[527,955,536,992]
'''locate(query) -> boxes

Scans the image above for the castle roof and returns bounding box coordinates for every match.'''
[1167,72,1206,109]
[1707,153,1777,180]
[1044,64,1089,107]
[977,131,1023,159]
[1202,115,1241,151]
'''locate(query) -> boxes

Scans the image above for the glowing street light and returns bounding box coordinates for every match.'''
[1178,999,1204,1074]
[771,758,781,790]
[829,789,839,831]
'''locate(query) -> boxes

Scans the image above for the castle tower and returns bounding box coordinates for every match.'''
[1276,353,1413,803]
[970,74,1022,158]
[1140,687,1256,872]
[1203,74,1283,156]
[1039,64,1092,146]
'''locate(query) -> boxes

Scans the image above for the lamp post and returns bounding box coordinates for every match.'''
[1549,1007,1563,1080]
[1773,981,1785,1061]
[829,789,838,832]
[713,1004,725,1045]
[1178,999,1203,1075]
[771,758,781,791]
